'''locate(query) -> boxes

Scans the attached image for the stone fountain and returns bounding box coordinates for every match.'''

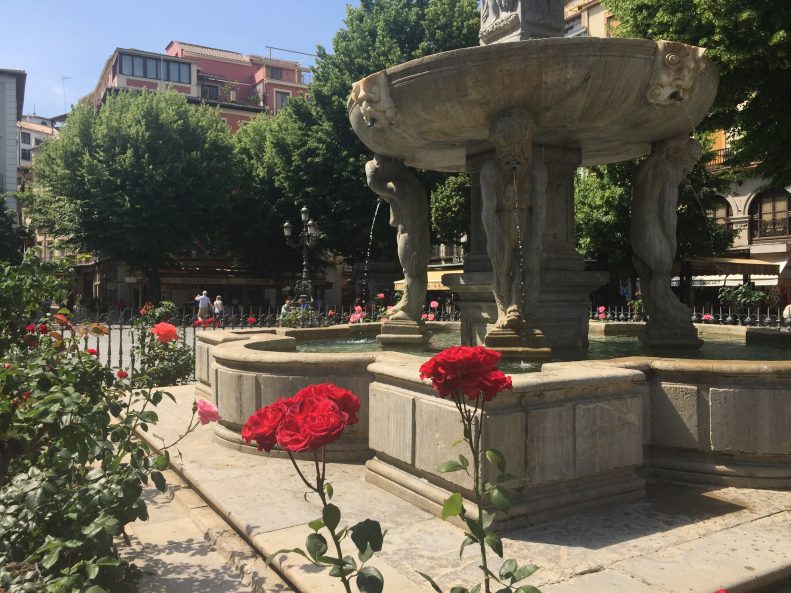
[348,0,718,357]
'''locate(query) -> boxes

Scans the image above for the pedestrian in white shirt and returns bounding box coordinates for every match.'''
[195,291,211,319]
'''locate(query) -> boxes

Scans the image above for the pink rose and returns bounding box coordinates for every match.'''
[598,313,606,319]
[597,306,606,313]
[430,300,439,309]
[428,313,435,321]
[421,313,428,320]
[354,305,363,313]
[376,293,385,300]
[702,314,713,321]
[195,398,221,425]
[328,310,335,317]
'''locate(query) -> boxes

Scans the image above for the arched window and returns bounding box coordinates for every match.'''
[749,189,791,240]
[710,196,732,227]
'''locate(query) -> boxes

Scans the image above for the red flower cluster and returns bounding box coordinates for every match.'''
[25,323,35,333]
[242,383,360,453]
[86,348,98,356]
[419,345,512,401]
[151,322,178,343]
[37,323,49,334]
[246,316,257,324]
[117,370,129,379]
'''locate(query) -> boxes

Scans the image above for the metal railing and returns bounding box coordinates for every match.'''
[590,304,791,330]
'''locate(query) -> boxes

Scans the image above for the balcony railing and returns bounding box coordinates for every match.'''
[705,147,734,168]
[750,216,790,240]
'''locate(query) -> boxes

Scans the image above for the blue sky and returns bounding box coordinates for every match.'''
[1,0,358,117]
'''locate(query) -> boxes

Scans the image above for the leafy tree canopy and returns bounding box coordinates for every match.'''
[604,0,791,184]
[430,174,470,245]
[32,91,235,300]
[0,202,31,265]
[575,156,737,271]
[260,0,479,260]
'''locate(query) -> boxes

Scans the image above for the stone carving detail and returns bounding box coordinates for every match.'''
[631,135,703,348]
[647,41,707,105]
[480,112,546,331]
[480,0,564,44]
[365,156,430,322]
[349,72,397,128]
[480,0,521,45]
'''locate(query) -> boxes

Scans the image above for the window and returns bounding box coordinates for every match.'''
[146,58,159,79]
[710,197,732,227]
[180,63,190,83]
[20,132,30,145]
[168,61,180,82]
[20,149,31,161]
[121,54,134,75]
[275,91,290,113]
[269,66,283,80]
[201,85,219,100]
[34,137,43,146]
[133,56,145,77]
[749,189,791,240]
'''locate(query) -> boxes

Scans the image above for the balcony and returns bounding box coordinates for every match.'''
[705,147,734,168]
[750,216,790,240]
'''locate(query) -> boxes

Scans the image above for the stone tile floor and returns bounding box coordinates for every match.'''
[127,385,791,593]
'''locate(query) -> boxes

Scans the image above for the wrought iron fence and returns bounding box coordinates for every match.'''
[589,304,791,330]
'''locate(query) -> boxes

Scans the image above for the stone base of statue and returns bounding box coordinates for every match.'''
[376,318,430,350]
[639,321,703,350]
[483,326,551,360]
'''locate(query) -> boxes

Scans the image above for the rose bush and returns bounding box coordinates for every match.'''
[243,384,383,593]
[133,305,192,388]
[418,346,539,593]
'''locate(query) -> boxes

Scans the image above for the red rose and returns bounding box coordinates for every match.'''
[25,324,35,333]
[293,384,360,425]
[276,396,348,452]
[21,390,31,400]
[242,399,291,452]
[11,397,20,406]
[328,310,335,317]
[86,348,98,356]
[37,323,49,334]
[419,346,507,400]
[150,322,178,343]
[247,316,257,324]
[117,370,129,379]
[193,319,202,327]
[467,369,512,401]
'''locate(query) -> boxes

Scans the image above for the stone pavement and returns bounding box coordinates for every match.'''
[130,384,791,593]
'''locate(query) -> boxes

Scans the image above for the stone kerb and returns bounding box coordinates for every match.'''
[365,356,647,528]
[207,334,378,462]
[603,356,791,488]
[195,329,277,397]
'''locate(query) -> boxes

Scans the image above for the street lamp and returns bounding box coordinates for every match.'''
[284,205,320,306]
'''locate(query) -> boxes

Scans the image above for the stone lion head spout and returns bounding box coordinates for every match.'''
[348,72,397,128]
[647,41,707,105]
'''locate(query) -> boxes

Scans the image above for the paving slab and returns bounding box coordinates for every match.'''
[132,384,791,593]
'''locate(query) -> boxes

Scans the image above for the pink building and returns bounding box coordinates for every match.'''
[88,41,311,132]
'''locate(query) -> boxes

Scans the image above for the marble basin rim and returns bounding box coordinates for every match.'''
[348,36,718,171]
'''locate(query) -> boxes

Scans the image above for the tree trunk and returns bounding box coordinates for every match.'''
[146,269,162,305]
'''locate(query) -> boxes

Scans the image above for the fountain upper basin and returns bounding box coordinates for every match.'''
[348,37,718,171]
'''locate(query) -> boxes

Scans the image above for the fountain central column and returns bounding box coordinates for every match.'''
[478,112,551,358]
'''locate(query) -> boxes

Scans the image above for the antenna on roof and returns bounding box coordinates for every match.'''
[61,76,71,113]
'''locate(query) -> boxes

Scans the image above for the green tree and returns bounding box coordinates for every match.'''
[262,0,479,260]
[575,157,736,271]
[0,201,31,265]
[604,0,791,184]
[430,174,470,245]
[32,91,235,301]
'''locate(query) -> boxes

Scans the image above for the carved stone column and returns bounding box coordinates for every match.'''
[365,155,431,348]
[631,136,703,349]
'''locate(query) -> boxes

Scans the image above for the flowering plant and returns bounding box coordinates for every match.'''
[702,313,714,322]
[132,306,192,387]
[418,346,539,593]
[243,384,385,593]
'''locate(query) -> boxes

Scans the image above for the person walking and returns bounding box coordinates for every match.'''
[195,291,211,319]
[213,295,224,318]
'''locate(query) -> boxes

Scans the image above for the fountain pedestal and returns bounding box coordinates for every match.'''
[376,318,430,349]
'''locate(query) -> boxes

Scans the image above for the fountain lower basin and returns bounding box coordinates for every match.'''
[196,324,791,527]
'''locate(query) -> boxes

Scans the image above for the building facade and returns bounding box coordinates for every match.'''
[18,115,58,187]
[0,68,25,217]
[88,41,310,132]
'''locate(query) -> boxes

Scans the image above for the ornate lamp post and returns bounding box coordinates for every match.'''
[283,206,319,306]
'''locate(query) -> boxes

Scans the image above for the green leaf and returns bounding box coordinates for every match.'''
[497,473,519,483]
[491,486,510,513]
[41,547,61,569]
[359,542,375,563]
[481,511,495,530]
[265,548,306,567]
[499,559,517,580]
[325,482,333,499]
[85,586,108,593]
[441,492,463,520]
[307,519,325,532]
[84,468,104,482]
[470,585,481,593]
[85,563,99,580]
[350,519,385,554]
[513,564,540,582]
[155,451,169,471]
[305,533,328,562]
[485,533,503,557]
[514,587,542,593]
[323,503,341,531]
[417,571,445,593]
[485,448,506,473]
[437,460,465,473]
[151,470,167,493]
[450,588,470,593]
[356,566,384,593]
[464,517,486,540]
[459,535,476,558]
[458,455,469,469]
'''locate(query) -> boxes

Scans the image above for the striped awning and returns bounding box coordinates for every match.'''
[673,257,780,276]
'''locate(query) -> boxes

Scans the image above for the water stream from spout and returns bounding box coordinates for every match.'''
[362,198,383,300]
[679,100,697,133]
[512,169,527,326]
